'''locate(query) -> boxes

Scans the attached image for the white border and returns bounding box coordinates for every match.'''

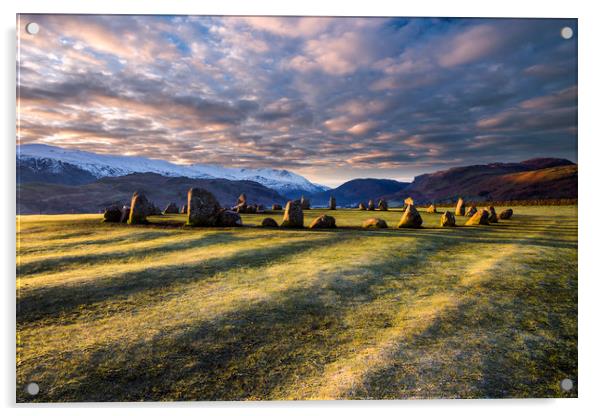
[3,1,601,415]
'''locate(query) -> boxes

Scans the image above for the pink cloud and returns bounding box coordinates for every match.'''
[438,25,503,68]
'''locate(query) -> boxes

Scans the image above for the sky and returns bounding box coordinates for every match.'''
[17,15,577,187]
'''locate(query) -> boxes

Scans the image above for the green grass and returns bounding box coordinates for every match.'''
[16,206,577,401]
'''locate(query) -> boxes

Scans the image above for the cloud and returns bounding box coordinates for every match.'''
[17,15,578,184]
[438,24,504,67]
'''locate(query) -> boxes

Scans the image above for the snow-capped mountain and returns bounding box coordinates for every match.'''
[17,144,329,196]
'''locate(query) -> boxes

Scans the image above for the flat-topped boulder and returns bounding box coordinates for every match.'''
[272,203,282,211]
[440,211,456,227]
[217,209,243,227]
[186,187,221,226]
[128,192,152,224]
[309,214,337,229]
[499,209,513,219]
[465,209,490,226]
[281,200,304,228]
[261,217,278,227]
[455,198,465,216]
[378,199,388,211]
[163,202,179,214]
[102,205,121,223]
[362,218,388,229]
[398,204,423,228]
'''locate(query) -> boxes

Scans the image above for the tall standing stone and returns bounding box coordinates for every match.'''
[368,200,375,210]
[186,187,221,226]
[281,200,304,228]
[455,198,465,216]
[440,211,456,227]
[128,192,152,225]
[378,199,388,211]
[398,204,423,228]
[329,196,337,210]
[128,194,149,223]
[358,202,367,210]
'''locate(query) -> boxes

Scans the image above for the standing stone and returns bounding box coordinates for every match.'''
[217,209,243,227]
[128,192,152,225]
[309,214,337,229]
[398,204,423,228]
[120,205,131,223]
[465,209,490,226]
[329,196,337,210]
[427,204,437,213]
[281,200,304,228]
[465,205,477,217]
[488,206,498,223]
[237,193,247,206]
[186,187,221,226]
[362,218,388,229]
[102,205,121,223]
[300,195,311,210]
[455,198,465,216]
[358,202,367,210]
[499,209,513,219]
[163,202,179,214]
[440,211,456,227]
[378,199,388,211]
[180,204,187,214]
[272,203,282,211]
[261,217,278,227]
[233,193,248,212]
[368,200,375,211]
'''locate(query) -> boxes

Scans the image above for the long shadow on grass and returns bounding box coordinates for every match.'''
[18,235,449,402]
[18,230,177,257]
[17,235,345,325]
[354,256,578,399]
[17,231,249,276]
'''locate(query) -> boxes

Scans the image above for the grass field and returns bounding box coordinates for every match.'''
[16,206,578,401]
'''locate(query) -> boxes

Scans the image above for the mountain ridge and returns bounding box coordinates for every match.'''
[18,144,329,198]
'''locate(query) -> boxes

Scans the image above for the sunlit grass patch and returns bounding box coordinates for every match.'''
[16,206,577,401]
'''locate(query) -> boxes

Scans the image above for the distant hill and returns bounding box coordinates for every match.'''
[382,158,577,203]
[17,144,329,198]
[17,173,286,214]
[309,178,410,207]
